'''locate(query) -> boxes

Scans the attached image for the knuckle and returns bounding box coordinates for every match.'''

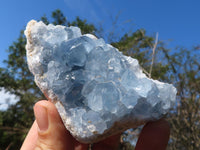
[34,139,55,150]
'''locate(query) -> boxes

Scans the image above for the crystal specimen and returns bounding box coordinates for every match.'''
[25,20,177,143]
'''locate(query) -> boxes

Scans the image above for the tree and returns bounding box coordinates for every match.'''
[1,9,199,150]
[0,9,96,150]
[112,29,200,149]
[165,47,200,150]
[112,30,169,81]
[0,30,42,149]
[68,16,96,35]
[52,9,67,25]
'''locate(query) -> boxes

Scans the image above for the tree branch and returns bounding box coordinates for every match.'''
[149,32,158,78]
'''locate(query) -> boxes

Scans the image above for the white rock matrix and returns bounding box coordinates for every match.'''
[25,20,177,143]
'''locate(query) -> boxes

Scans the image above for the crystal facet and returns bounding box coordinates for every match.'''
[25,20,177,143]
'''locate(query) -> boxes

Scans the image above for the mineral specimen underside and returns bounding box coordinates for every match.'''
[25,20,177,143]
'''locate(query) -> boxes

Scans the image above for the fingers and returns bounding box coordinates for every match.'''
[74,140,89,150]
[33,100,74,150]
[21,100,88,150]
[93,133,121,150]
[135,119,170,150]
[93,119,170,150]
[21,100,170,150]
[21,121,38,150]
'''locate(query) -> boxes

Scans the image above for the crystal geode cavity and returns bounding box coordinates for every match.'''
[25,20,176,143]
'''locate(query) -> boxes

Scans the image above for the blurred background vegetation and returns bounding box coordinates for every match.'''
[0,9,199,150]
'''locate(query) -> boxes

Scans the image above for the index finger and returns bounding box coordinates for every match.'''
[21,120,38,150]
[135,119,170,150]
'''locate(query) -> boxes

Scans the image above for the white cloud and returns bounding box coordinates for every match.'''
[0,88,19,111]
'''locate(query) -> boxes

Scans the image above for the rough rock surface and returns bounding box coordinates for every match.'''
[25,20,177,143]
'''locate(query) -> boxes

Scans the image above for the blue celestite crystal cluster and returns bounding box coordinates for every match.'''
[25,20,177,143]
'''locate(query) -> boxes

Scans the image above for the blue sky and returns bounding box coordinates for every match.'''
[0,0,200,68]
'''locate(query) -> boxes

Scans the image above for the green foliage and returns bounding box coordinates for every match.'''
[166,47,200,150]
[0,29,42,149]
[40,14,50,25]
[52,9,67,25]
[68,16,96,35]
[0,9,98,150]
[0,9,199,150]
[112,29,169,81]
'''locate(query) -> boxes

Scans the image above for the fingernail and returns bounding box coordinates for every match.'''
[34,104,49,132]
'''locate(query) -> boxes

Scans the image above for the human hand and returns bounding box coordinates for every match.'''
[21,100,170,150]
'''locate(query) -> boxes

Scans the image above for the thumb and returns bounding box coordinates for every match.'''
[34,100,74,150]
